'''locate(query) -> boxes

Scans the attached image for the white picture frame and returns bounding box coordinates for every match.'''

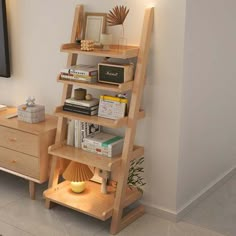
[83,13,107,43]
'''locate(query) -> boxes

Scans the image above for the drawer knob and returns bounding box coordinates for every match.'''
[9,137,17,142]
[11,160,17,164]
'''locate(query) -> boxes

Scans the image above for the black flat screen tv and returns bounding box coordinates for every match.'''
[0,0,10,77]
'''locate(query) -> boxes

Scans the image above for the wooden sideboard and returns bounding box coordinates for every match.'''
[0,108,57,199]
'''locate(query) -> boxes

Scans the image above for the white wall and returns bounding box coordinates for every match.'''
[0,0,186,213]
[177,0,236,210]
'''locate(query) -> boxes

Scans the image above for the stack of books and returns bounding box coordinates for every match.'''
[82,132,124,157]
[67,120,100,148]
[63,97,99,116]
[60,64,98,83]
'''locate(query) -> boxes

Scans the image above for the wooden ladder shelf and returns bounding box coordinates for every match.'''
[44,5,154,235]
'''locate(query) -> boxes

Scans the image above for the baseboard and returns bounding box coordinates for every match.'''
[176,166,236,220]
[142,202,178,222]
[142,166,236,222]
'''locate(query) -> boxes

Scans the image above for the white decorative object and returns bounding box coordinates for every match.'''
[85,94,93,101]
[81,40,94,51]
[17,104,45,123]
[26,96,36,107]
[100,33,112,50]
[83,13,107,43]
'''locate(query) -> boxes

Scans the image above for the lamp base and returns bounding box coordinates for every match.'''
[70,181,86,193]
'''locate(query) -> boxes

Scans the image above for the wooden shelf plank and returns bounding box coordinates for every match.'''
[57,76,134,92]
[49,143,119,171]
[54,106,128,128]
[61,43,139,59]
[49,143,144,171]
[54,106,145,128]
[44,180,142,221]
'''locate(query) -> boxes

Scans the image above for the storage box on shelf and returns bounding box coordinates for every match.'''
[44,4,154,235]
[17,104,45,123]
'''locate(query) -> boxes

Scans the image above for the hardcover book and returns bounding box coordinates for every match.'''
[65,97,99,107]
[63,105,98,116]
[64,102,98,111]
[61,64,98,76]
[60,73,97,83]
[82,132,124,157]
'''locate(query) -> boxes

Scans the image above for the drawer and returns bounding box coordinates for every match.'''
[0,147,39,179]
[0,126,39,156]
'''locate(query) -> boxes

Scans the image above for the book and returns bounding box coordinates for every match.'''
[83,132,123,147]
[82,132,124,157]
[61,64,98,76]
[74,121,100,148]
[60,73,97,83]
[74,120,81,148]
[63,105,98,116]
[66,119,75,146]
[64,102,98,111]
[65,98,99,108]
[63,104,98,113]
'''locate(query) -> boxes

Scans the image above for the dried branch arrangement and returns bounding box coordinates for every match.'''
[128,157,146,193]
[107,5,129,26]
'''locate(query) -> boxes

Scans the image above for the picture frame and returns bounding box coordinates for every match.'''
[83,12,107,43]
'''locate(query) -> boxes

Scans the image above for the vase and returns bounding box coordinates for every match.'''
[118,24,127,51]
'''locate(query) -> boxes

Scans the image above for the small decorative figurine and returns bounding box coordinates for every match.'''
[85,94,93,101]
[81,40,94,51]
[26,96,36,107]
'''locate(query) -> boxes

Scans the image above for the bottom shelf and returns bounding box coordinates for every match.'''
[44,180,142,221]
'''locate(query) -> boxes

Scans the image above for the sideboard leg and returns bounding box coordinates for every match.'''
[29,180,36,200]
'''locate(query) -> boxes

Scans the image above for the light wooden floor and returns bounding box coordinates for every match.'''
[0,171,234,236]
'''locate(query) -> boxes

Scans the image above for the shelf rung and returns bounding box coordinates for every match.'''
[54,106,145,129]
[60,43,139,59]
[57,76,134,92]
[54,106,128,128]
[48,143,144,171]
[48,143,121,171]
[44,180,142,222]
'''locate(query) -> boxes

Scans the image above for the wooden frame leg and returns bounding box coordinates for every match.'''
[45,156,61,209]
[29,181,36,200]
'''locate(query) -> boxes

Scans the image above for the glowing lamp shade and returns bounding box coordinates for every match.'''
[62,161,94,193]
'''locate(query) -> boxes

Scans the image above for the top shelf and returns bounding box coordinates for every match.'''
[60,43,139,59]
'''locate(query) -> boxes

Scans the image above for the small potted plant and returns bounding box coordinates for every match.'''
[128,157,146,193]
